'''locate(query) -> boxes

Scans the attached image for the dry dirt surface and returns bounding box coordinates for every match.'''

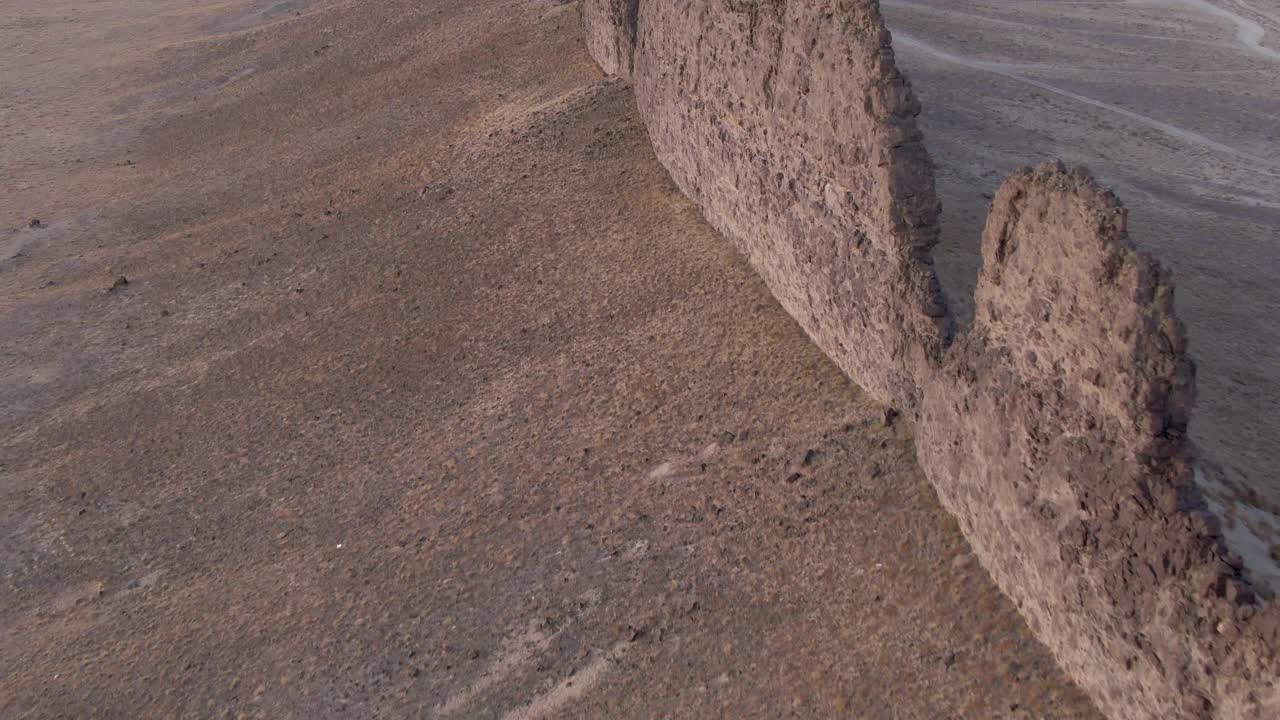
[0,1,1106,718]
[881,0,1280,565]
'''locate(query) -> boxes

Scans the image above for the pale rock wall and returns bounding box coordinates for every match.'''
[917,164,1280,719]
[581,1,1280,718]
[629,0,950,413]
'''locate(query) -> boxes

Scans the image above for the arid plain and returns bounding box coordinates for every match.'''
[1,0,1275,717]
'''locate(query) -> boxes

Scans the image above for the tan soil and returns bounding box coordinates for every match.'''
[0,0,1107,717]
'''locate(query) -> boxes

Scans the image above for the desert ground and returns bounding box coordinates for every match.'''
[0,0,1272,717]
[880,0,1280,586]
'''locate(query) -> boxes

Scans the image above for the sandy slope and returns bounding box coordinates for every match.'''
[1,1,1100,717]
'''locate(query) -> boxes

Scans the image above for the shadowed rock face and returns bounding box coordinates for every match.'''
[581,0,639,77]
[583,1,1280,718]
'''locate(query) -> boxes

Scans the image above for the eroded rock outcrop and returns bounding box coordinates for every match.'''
[582,1,1279,718]
[581,0,639,77]
[629,0,950,413]
[918,164,1279,719]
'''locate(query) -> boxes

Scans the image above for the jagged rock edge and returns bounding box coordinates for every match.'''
[580,2,1279,719]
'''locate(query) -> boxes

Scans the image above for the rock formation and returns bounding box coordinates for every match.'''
[581,0,639,77]
[626,0,949,412]
[918,164,1279,719]
[582,1,1280,718]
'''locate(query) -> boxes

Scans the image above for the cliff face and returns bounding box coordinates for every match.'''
[918,165,1279,719]
[630,0,949,413]
[580,0,638,77]
[583,2,1280,718]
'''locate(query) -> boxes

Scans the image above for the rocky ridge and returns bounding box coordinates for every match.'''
[581,1,1280,717]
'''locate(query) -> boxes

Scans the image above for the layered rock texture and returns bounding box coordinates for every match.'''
[582,1,1280,718]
